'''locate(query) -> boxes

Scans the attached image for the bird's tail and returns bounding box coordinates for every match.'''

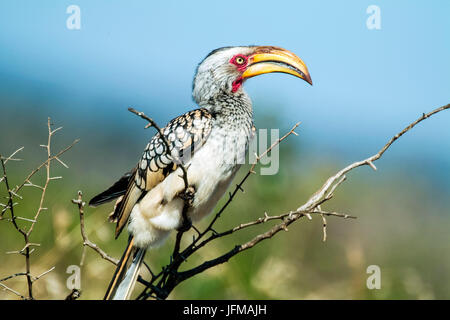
[104,236,146,300]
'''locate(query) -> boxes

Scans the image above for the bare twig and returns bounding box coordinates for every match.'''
[127,107,189,190]
[33,266,55,282]
[296,104,450,214]
[0,272,28,283]
[0,147,24,164]
[0,283,26,299]
[72,191,119,266]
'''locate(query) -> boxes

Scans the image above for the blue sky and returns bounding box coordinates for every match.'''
[0,1,449,170]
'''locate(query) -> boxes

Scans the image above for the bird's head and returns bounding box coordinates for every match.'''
[192,46,312,105]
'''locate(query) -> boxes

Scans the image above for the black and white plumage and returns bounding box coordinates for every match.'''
[89,45,312,300]
[108,108,214,239]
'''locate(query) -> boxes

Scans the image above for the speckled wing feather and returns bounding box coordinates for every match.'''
[111,108,213,237]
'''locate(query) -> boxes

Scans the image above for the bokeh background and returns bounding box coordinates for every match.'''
[0,0,449,300]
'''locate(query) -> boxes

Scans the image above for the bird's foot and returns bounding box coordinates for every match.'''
[179,186,196,205]
[176,186,195,232]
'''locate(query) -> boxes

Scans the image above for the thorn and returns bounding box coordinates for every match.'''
[0,157,22,162]
[9,190,22,199]
[306,214,312,220]
[367,160,377,171]
[24,181,44,190]
[15,216,36,223]
[51,127,63,135]
[6,250,20,255]
[55,157,69,169]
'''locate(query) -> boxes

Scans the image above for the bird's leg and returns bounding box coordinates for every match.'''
[176,186,196,232]
[179,186,196,205]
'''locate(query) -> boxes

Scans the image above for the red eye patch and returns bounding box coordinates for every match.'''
[230,54,248,71]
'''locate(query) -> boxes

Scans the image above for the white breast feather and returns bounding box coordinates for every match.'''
[128,128,250,249]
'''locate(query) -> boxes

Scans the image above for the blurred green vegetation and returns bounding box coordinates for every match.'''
[1,108,450,300]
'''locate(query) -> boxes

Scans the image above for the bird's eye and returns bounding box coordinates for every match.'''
[235,56,245,65]
[229,55,248,68]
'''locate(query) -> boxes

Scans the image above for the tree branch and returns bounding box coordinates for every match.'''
[136,103,449,300]
[72,191,119,266]
[0,118,77,299]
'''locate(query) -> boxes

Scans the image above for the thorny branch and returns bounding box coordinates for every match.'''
[0,118,78,299]
[72,191,119,266]
[73,103,449,300]
[134,103,449,300]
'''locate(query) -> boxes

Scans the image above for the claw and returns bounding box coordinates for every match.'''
[178,186,196,204]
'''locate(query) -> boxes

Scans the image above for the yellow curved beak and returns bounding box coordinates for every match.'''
[242,46,312,85]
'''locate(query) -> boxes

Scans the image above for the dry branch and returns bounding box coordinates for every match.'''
[73,103,448,300]
[136,120,305,299]
[0,118,78,299]
[72,191,119,266]
[135,103,449,300]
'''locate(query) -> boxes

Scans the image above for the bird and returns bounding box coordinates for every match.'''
[89,45,312,300]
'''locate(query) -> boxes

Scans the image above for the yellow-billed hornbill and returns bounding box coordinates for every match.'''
[89,46,312,300]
